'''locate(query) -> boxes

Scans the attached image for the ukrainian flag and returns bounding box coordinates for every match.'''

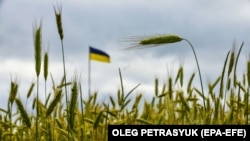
[89,46,110,63]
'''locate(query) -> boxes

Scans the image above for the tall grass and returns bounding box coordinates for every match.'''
[123,34,206,111]
[53,3,73,140]
[0,4,249,141]
[33,19,43,141]
[7,77,18,141]
[43,46,49,104]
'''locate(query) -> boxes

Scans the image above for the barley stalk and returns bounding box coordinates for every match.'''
[175,66,184,87]
[247,54,250,87]
[123,34,206,112]
[132,94,142,110]
[33,19,42,141]
[8,81,18,106]
[109,96,116,109]
[27,82,35,99]
[155,78,159,97]
[233,42,244,122]
[219,51,230,99]
[15,98,31,128]
[7,79,18,141]
[45,93,51,107]
[187,72,195,94]
[228,44,235,77]
[139,34,182,45]
[43,52,49,81]
[46,89,63,117]
[246,54,250,124]
[223,46,238,122]
[182,38,206,112]
[93,111,103,129]
[233,42,244,87]
[33,21,42,78]
[53,4,63,40]
[168,77,173,100]
[53,3,71,139]
[69,79,78,130]
[43,48,49,104]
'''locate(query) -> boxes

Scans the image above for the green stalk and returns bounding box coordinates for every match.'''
[33,20,42,141]
[69,78,78,130]
[247,54,250,124]
[53,4,72,140]
[182,39,206,112]
[44,49,49,104]
[8,79,18,141]
[79,82,85,139]
[124,34,206,112]
[234,42,244,123]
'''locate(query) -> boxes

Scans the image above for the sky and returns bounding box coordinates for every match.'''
[0,0,250,110]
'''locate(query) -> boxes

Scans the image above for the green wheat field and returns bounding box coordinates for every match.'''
[0,4,250,141]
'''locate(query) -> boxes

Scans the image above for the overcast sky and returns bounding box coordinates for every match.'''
[0,0,250,110]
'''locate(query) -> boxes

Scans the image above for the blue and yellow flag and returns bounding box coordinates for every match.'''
[89,46,110,63]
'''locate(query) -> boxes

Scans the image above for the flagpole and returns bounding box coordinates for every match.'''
[88,46,91,97]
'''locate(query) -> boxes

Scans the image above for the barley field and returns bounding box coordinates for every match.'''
[0,4,249,141]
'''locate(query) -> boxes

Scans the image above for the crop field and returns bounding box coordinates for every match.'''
[0,4,249,141]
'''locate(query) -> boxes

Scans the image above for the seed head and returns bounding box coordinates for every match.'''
[54,4,64,40]
[33,20,42,77]
[122,34,183,50]
[139,34,183,45]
